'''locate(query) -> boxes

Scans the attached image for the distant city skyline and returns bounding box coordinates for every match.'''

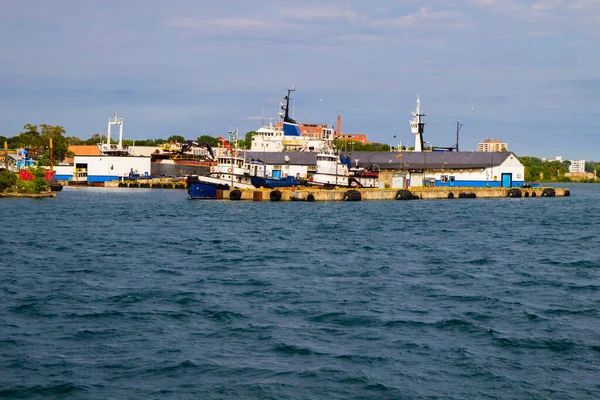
[1,0,598,159]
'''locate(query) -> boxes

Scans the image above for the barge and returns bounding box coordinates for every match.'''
[192,186,569,202]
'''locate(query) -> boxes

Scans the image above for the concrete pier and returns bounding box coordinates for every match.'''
[216,186,569,201]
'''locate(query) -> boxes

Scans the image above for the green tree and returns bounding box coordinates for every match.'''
[137,139,158,146]
[38,124,72,165]
[0,135,24,148]
[15,124,42,157]
[197,135,219,148]
[519,156,543,182]
[585,161,597,173]
[167,135,186,143]
[243,131,258,149]
[84,133,106,145]
[333,140,391,152]
[122,138,160,146]
[67,136,83,145]
[11,124,73,165]
[562,160,571,172]
[540,160,566,181]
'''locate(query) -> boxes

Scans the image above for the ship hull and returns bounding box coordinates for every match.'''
[251,176,299,189]
[188,182,222,199]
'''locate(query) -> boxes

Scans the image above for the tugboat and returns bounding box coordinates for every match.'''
[186,129,254,199]
[309,150,352,187]
[349,164,379,188]
[309,149,380,188]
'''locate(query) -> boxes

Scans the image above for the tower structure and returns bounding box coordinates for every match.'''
[410,96,425,152]
[107,113,124,149]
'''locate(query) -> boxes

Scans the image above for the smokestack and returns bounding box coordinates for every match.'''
[337,115,341,137]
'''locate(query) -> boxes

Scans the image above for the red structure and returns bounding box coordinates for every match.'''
[19,170,55,180]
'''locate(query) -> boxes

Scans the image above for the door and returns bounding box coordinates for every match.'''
[392,174,406,188]
[449,176,455,187]
[501,173,512,188]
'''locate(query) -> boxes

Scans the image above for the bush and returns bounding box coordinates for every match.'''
[33,177,49,193]
[0,170,17,192]
[30,167,49,193]
[17,179,35,193]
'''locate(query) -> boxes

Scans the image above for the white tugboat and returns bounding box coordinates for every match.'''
[309,148,351,187]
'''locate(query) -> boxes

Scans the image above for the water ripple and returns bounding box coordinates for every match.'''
[1,185,599,399]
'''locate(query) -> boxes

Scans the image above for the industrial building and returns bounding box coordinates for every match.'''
[242,150,525,188]
[54,156,151,182]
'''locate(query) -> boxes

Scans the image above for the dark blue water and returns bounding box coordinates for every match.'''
[1,185,599,399]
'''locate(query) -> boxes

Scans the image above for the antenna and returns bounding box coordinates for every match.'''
[456,120,463,152]
[471,107,476,146]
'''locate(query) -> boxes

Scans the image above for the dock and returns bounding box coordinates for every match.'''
[0,191,57,198]
[66,180,187,189]
[213,186,569,201]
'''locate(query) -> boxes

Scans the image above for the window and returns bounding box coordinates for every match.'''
[441,175,449,183]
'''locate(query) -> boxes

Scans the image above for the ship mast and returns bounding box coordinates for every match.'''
[280,88,297,124]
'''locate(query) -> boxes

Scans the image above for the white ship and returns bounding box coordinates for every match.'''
[250,89,334,152]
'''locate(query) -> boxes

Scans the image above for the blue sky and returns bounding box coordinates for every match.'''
[1,0,598,159]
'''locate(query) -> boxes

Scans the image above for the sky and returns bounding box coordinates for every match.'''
[0,0,599,159]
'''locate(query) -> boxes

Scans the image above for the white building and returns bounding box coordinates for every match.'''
[569,160,585,173]
[70,155,151,182]
[242,150,526,188]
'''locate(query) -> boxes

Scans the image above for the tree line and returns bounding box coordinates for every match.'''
[519,156,600,182]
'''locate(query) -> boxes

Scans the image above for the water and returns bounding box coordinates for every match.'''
[1,185,599,399]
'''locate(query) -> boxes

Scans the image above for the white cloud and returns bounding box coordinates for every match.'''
[469,0,600,36]
[374,7,471,31]
[279,6,360,21]
[167,17,269,31]
[330,33,379,43]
